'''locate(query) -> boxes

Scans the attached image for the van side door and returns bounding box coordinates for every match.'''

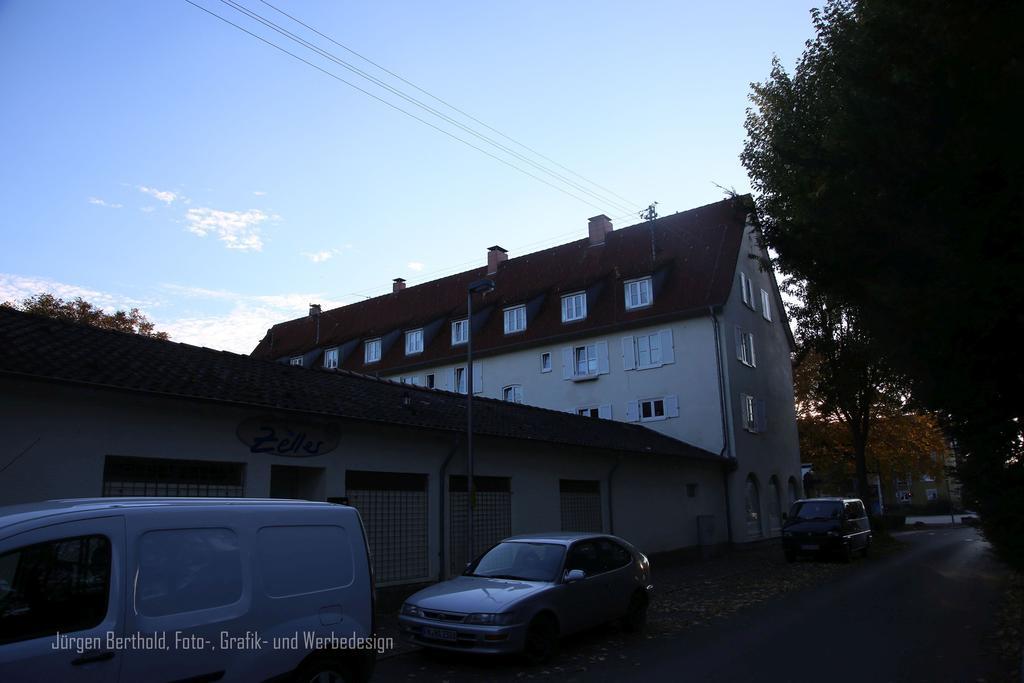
[0,516,125,683]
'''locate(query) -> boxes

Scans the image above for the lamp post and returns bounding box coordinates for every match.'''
[465,278,495,565]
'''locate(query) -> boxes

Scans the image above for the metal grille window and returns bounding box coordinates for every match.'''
[102,456,244,497]
[559,480,602,532]
[449,475,511,575]
[346,471,429,584]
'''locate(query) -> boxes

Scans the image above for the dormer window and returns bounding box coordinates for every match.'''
[405,328,424,355]
[289,356,303,367]
[624,277,652,310]
[451,319,468,345]
[561,291,587,323]
[503,305,526,334]
[323,347,339,369]
[364,338,381,364]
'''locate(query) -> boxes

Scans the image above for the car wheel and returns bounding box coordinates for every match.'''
[522,614,559,665]
[842,544,853,563]
[293,657,351,683]
[621,590,649,633]
[861,540,870,558]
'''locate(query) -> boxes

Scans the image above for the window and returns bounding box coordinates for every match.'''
[561,291,587,322]
[540,352,552,373]
[641,398,665,421]
[574,343,598,377]
[627,395,678,422]
[736,328,756,367]
[136,528,242,616]
[502,385,523,403]
[686,483,699,498]
[622,330,675,371]
[741,394,767,433]
[102,456,244,497]
[290,356,303,366]
[364,338,381,364]
[740,272,755,309]
[454,367,466,394]
[0,535,111,644]
[405,328,424,355]
[451,319,468,345]
[425,373,435,389]
[926,488,939,502]
[624,276,652,310]
[577,407,599,418]
[760,289,772,321]
[576,405,611,419]
[323,347,339,369]
[503,305,526,334]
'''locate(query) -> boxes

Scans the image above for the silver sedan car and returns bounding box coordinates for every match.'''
[398,533,652,662]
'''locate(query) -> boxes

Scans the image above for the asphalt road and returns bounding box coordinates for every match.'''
[375,527,1010,682]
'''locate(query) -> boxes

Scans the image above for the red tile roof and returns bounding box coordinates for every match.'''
[0,307,721,461]
[251,196,751,372]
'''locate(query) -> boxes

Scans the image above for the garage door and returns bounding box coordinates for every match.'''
[345,470,429,584]
[560,479,602,532]
[449,475,511,575]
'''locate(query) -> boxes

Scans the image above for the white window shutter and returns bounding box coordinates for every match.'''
[443,368,455,392]
[622,337,636,371]
[664,394,679,418]
[740,272,749,304]
[749,334,757,367]
[735,326,744,361]
[561,347,573,380]
[598,404,612,420]
[660,329,674,365]
[625,400,639,422]
[472,363,483,394]
[596,340,610,375]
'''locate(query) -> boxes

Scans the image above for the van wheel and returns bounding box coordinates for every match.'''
[293,657,351,683]
[522,614,558,665]
[621,591,648,633]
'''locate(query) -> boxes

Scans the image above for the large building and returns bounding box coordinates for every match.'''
[0,307,729,587]
[253,196,803,543]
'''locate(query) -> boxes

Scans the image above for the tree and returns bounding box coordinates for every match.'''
[2,293,169,339]
[742,0,1024,567]
[789,281,913,503]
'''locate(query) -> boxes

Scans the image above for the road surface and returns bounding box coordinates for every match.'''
[374,527,1010,682]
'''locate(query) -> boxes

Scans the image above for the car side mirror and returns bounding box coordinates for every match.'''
[564,569,585,583]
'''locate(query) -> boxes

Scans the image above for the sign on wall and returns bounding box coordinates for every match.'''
[236,416,340,457]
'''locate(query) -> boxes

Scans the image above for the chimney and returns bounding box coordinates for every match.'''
[308,303,321,317]
[588,214,613,245]
[487,245,508,275]
[393,278,406,293]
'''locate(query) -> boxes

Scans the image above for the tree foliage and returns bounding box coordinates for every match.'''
[743,0,1024,567]
[2,293,169,339]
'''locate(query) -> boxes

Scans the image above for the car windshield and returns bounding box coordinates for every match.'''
[465,542,565,582]
[790,501,843,521]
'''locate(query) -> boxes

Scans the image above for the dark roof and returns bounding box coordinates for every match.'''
[0,307,721,461]
[251,196,752,371]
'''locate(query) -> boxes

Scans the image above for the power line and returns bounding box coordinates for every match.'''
[216,0,639,216]
[256,0,640,210]
[183,0,612,213]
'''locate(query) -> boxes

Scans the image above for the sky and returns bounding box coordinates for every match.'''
[0,1,818,353]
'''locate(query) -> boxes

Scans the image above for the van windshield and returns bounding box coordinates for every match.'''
[790,501,842,521]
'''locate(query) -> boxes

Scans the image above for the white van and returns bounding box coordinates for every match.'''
[0,498,376,683]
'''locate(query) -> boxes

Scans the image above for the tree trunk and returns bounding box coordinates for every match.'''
[852,434,871,503]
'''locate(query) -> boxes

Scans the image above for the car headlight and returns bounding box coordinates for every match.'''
[465,612,516,626]
[401,603,423,617]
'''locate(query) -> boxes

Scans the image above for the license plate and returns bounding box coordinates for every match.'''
[801,544,819,551]
[422,626,457,642]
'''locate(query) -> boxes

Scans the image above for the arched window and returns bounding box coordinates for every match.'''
[744,474,762,538]
[788,476,799,505]
[768,476,782,533]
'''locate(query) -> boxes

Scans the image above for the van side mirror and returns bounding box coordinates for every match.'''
[564,569,585,583]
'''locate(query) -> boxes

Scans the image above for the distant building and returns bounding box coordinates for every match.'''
[253,196,803,542]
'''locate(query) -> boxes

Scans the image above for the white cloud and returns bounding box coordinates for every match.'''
[0,273,152,310]
[407,261,425,271]
[253,191,267,196]
[138,186,178,204]
[140,206,156,213]
[88,197,122,208]
[185,207,268,251]
[303,250,336,263]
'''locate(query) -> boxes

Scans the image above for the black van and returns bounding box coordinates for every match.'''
[781,497,872,562]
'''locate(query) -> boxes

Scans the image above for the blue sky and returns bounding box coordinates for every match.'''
[0,1,816,352]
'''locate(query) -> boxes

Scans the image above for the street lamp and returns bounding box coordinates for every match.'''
[465,277,495,565]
